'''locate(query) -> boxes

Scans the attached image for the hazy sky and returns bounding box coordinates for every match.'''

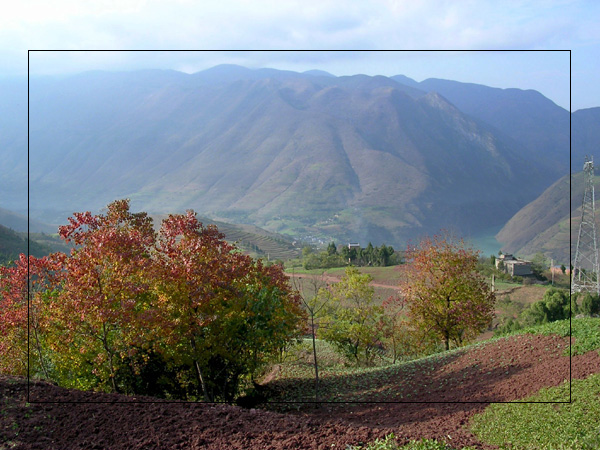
[3,0,599,111]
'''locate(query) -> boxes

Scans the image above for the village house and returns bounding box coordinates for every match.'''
[496,253,533,276]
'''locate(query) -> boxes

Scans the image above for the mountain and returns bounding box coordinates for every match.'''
[391,77,570,179]
[572,108,600,165]
[0,207,57,233]
[496,168,597,264]
[1,66,591,247]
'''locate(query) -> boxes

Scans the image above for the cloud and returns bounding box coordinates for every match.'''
[1,0,595,109]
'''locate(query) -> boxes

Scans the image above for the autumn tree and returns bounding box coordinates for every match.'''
[153,211,304,401]
[0,253,64,378]
[0,200,304,402]
[400,234,495,351]
[51,199,157,392]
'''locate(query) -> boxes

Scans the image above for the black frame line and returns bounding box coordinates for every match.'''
[26,48,572,405]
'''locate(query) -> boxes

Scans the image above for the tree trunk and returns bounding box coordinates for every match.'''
[101,322,118,393]
[32,321,50,380]
[445,295,451,351]
[310,314,320,406]
[190,337,212,402]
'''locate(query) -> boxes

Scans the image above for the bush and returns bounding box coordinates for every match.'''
[521,287,572,326]
[580,293,600,316]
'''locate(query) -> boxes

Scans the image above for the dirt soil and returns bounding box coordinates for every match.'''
[1,334,599,450]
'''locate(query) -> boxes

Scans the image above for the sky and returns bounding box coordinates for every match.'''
[2,0,599,111]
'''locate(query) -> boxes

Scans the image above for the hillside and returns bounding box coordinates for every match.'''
[2,66,572,247]
[0,224,54,265]
[496,169,598,263]
[150,213,301,261]
[0,207,57,233]
[392,76,570,179]
[2,319,599,449]
[572,107,600,165]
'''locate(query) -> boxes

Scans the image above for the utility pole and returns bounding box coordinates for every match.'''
[572,156,600,295]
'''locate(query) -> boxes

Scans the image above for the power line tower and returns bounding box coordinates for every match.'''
[571,155,600,295]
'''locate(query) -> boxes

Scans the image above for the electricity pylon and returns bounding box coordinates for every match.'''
[571,156,600,295]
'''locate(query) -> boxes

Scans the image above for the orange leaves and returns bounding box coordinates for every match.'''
[400,233,496,351]
[0,199,304,398]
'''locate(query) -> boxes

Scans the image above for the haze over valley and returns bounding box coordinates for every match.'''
[1,64,593,260]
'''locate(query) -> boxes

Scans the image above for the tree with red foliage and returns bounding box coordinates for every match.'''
[0,253,64,378]
[0,200,304,401]
[399,234,495,351]
[53,199,157,392]
[153,211,304,401]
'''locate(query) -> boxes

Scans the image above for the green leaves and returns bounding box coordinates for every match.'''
[471,373,600,449]
[319,267,384,366]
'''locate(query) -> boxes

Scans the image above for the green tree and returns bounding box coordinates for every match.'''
[401,234,496,351]
[531,252,549,279]
[319,267,384,366]
[521,287,571,326]
[327,242,337,256]
[579,292,600,317]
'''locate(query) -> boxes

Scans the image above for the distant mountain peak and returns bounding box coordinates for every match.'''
[302,69,335,78]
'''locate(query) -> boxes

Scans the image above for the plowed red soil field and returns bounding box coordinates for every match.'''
[2,334,599,450]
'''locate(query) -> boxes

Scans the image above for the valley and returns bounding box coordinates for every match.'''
[3,65,587,254]
[0,64,595,450]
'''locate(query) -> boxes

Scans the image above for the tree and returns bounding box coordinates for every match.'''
[380,295,411,363]
[400,234,495,351]
[0,253,64,378]
[0,200,305,402]
[521,287,571,325]
[53,199,157,393]
[327,242,337,256]
[290,271,330,405]
[580,292,600,316]
[153,211,304,401]
[319,267,384,365]
[531,252,549,279]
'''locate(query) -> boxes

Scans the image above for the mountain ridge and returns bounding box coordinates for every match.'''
[1,65,591,247]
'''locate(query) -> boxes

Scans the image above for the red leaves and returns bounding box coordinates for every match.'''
[0,253,66,375]
[1,199,304,396]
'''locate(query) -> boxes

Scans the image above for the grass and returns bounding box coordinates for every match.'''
[502,317,600,356]
[269,338,462,405]
[470,373,600,449]
[347,434,478,450]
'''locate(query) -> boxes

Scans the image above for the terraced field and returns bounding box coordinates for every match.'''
[150,213,302,261]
